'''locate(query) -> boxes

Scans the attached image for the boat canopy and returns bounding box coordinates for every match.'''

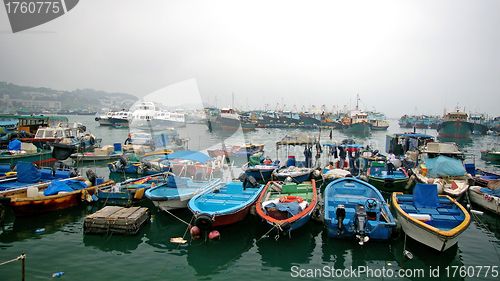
[322,142,364,149]
[164,150,214,163]
[276,133,317,146]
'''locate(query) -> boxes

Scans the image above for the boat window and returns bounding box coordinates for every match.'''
[35,130,45,138]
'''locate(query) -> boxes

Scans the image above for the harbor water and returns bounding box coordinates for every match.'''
[1,115,500,281]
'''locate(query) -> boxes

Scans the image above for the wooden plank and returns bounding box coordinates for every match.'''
[84,206,150,235]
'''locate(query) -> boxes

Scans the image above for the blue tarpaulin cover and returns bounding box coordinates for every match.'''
[164,150,213,163]
[480,188,500,197]
[425,155,465,178]
[43,180,88,196]
[412,183,440,208]
[8,139,21,151]
[166,175,189,189]
[16,162,41,183]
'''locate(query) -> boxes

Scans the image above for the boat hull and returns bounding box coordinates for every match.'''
[0,150,53,167]
[481,150,500,162]
[438,121,473,139]
[342,122,370,134]
[468,186,500,216]
[392,191,470,252]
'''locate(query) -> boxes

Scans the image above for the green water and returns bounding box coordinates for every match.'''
[1,116,500,280]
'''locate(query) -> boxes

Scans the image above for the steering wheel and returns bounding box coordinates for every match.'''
[365,199,378,210]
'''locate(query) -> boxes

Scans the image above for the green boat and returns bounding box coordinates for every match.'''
[437,109,474,139]
[366,161,411,193]
[481,149,500,162]
[0,149,53,168]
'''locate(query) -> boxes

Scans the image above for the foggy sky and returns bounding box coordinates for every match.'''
[1,0,499,118]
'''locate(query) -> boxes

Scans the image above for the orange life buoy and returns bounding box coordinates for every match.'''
[279,196,304,204]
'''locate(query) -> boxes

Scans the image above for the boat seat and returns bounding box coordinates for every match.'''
[430,214,460,229]
[397,195,414,203]
[399,205,417,214]
[437,208,461,216]
[416,207,439,215]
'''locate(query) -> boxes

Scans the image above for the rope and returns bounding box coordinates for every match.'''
[193,225,279,280]
[163,209,192,226]
[151,215,195,280]
[0,253,25,266]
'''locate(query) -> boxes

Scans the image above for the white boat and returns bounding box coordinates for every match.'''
[392,183,471,252]
[130,101,186,129]
[468,185,500,216]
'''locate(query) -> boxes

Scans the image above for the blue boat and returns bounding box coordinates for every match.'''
[145,175,222,212]
[256,180,318,234]
[324,177,396,245]
[188,180,265,231]
[241,156,281,182]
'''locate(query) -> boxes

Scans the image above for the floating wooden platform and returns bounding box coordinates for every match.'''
[84,206,150,235]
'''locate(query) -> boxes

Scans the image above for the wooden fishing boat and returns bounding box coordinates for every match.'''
[241,156,281,182]
[0,161,79,192]
[480,144,500,162]
[437,107,474,139]
[188,180,265,231]
[468,184,500,216]
[272,166,314,183]
[324,177,396,244]
[207,143,264,160]
[1,177,112,216]
[0,146,53,167]
[412,155,470,200]
[255,180,317,234]
[469,167,500,187]
[392,183,471,252]
[145,175,222,211]
[366,161,410,193]
[97,172,169,206]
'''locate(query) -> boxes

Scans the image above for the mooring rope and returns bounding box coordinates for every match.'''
[163,209,192,226]
[193,225,279,280]
[151,215,195,280]
[0,253,25,266]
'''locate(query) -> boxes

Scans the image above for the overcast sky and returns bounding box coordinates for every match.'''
[1,0,499,118]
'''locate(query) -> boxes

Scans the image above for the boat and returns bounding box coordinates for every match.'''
[161,150,223,179]
[255,180,318,234]
[437,107,474,139]
[145,175,222,212]
[469,167,500,187]
[219,107,256,131]
[366,111,389,131]
[241,156,281,182]
[341,111,371,134]
[322,140,364,177]
[188,179,265,231]
[365,160,411,193]
[324,177,397,244]
[124,128,187,152]
[411,142,470,199]
[480,143,500,162]
[392,183,471,252]
[95,110,132,127]
[97,172,169,206]
[0,161,80,192]
[0,177,112,216]
[0,140,53,167]
[468,183,500,216]
[469,113,489,135]
[70,144,129,162]
[273,133,320,183]
[207,143,265,160]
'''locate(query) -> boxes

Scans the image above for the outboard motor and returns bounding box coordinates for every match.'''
[336,205,346,236]
[354,204,369,245]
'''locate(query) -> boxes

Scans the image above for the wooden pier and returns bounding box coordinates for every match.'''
[84,206,150,235]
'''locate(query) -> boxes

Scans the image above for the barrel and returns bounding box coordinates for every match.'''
[287,156,296,167]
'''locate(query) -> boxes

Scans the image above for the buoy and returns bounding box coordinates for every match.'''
[190,226,202,240]
[209,230,220,240]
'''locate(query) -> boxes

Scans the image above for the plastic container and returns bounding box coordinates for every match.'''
[27,186,39,197]
[52,272,64,278]
[113,143,122,152]
[287,156,296,167]
[420,163,428,177]
[95,177,104,185]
